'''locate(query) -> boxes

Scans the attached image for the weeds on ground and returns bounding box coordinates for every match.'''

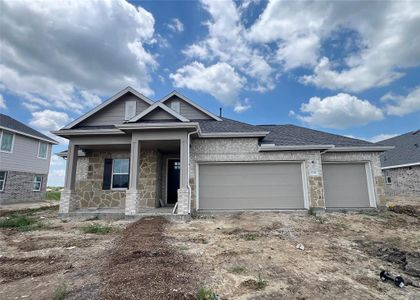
[177,244,189,251]
[256,274,268,290]
[0,214,50,231]
[81,223,112,234]
[315,216,326,224]
[53,284,69,300]
[229,266,246,274]
[244,233,257,241]
[308,207,316,216]
[197,286,218,300]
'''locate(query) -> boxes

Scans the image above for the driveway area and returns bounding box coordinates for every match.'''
[0,204,419,299]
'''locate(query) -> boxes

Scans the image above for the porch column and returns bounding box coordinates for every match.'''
[177,134,190,215]
[59,143,78,214]
[125,140,141,215]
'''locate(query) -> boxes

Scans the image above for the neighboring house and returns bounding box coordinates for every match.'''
[53,87,391,217]
[377,130,420,198]
[0,114,58,204]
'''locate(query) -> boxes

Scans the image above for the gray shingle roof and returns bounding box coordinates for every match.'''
[0,113,57,144]
[258,124,374,147]
[196,117,268,133]
[376,130,420,167]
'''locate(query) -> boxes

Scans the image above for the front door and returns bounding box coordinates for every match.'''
[167,159,180,204]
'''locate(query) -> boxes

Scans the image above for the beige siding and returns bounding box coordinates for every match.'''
[0,131,52,174]
[78,93,150,126]
[165,96,212,120]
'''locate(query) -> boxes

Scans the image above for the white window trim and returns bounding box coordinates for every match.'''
[385,175,392,185]
[37,141,49,159]
[111,158,130,190]
[170,101,181,114]
[0,130,15,153]
[33,175,43,192]
[124,100,137,121]
[0,171,7,192]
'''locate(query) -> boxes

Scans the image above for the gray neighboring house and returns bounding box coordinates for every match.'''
[53,87,392,217]
[377,130,420,198]
[0,114,58,204]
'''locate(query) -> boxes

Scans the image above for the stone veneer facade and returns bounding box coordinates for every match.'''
[0,171,47,204]
[73,149,163,210]
[383,165,420,198]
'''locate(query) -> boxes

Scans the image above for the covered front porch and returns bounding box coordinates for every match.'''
[59,130,191,217]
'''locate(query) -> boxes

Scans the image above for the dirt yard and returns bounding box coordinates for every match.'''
[0,205,419,299]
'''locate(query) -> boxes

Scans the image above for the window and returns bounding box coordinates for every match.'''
[0,130,14,152]
[112,159,129,189]
[125,101,137,120]
[386,176,392,185]
[171,101,180,113]
[38,141,48,159]
[0,171,7,191]
[33,175,43,191]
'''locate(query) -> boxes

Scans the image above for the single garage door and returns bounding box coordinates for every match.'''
[323,163,372,208]
[198,162,305,210]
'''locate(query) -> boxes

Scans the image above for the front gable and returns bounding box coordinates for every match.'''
[64,87,153,129]
[160,92,222,121]
[129,102,189,123]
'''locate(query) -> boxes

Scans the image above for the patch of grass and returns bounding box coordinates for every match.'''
[81,223,112,234]
[46,191,61,201]
[0,214,49,231]
[53,284,69,300]
[315,216,326,224]
[244,233,257,241]
[308,207,316,216]
[229,266,246,274]
[256,274,268,290]
[177,244,189,251]
[197,286,218,300]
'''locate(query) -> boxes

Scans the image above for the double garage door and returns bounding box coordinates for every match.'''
[198,162,374,210]
[198,162,306,210]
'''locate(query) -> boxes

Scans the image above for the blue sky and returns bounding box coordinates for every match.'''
[0,0,419,186]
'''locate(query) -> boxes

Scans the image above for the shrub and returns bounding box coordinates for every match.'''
[53,284,69,300]
[197,286,218,300]
[256,274,268,290]
[177,244,189,251]
[81,224,112,234]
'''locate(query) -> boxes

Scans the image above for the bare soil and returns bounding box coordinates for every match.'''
[0,205,419,299]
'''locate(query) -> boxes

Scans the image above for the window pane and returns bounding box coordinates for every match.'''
[34,175,42,182]
[0,181,4,191]
[33,182,41,191]
[0,171,5,180]
[112,174,129,188]
[38,142,48,158]
[1,132,13,151]
[113,159,129,173]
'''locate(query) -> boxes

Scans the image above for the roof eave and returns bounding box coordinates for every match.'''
[324,146,394,152]
[51,128,125,137]
[259,144,335,151]
[0,125,58,144]
[199,131,269,138]
[115,122,199,130]
[381,161,420,170]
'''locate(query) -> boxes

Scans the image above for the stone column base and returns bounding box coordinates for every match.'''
[59,189,77,214]
[177,188,190,215]
[125,189,141,215]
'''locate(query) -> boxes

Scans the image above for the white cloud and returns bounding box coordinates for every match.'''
[0,94,6,109]
[381,86,420,116]
[48,155,66,187]
[0,0,157,113]
[170,61,245,105]
[168,18,184,33]
[29,110,70,131]
[249,0,420,91]
[234,98,251,113]
[290,93,384,129]
[180,0,273,95]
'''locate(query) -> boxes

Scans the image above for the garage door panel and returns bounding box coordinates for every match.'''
[323,163,371,208]
[198,163,305,210]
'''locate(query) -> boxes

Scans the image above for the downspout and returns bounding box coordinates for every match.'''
[187,129,198,214]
